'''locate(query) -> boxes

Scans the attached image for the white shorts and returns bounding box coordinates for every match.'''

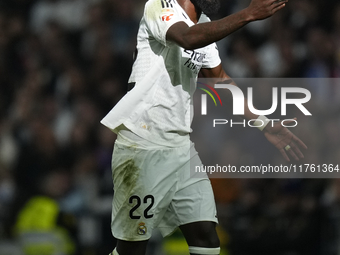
[111,131,217,241]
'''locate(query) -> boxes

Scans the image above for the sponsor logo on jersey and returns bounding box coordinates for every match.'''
[137,222,147,235]
[183,49,206,74]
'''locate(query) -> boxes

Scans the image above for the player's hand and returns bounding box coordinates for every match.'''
[245,0,288,21]
[263,119,307,161]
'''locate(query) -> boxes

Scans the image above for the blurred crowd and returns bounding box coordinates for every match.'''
[0,0,340,255]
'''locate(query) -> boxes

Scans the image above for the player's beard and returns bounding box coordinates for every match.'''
[190,0,220,15]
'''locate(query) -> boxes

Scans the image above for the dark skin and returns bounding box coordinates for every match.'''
[115,0,306,255]
[167,0,307,163]
[167,0,288,49]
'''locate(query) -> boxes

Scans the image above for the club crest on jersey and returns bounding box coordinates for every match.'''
[161,9,174,21]
[137,222,147,235]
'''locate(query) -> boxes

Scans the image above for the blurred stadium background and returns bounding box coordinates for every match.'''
[0,0,340,254]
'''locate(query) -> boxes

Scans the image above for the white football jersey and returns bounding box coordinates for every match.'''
[101,0,221,147]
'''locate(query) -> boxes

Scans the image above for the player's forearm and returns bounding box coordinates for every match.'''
[243,99,260,121]
[189,10,252,49]
[223,77,260,122]
[225,83,261,122]
[167,0,287,50]
[201,66,260,120]
[168,8,253,50]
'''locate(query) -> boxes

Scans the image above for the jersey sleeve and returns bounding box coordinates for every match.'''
[144,0,188,46]
[197,14,221,69]
[201,43,221,69]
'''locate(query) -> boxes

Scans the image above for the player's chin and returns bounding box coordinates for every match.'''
[190,0,221,15]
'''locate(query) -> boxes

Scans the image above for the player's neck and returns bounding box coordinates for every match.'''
[177,0,201,23]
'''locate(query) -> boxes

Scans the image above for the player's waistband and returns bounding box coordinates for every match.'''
[116,126,192,150]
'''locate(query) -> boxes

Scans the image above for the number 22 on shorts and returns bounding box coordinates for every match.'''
[129,195,155,219]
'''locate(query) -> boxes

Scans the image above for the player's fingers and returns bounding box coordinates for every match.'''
[287,146,299,161]
[271,0,288,7]
[293,135,308,150]
[279,148,290,162]
[271,4,286,14]
[281,118,297,126]
[290,141,304,159]
[271,1,287,12]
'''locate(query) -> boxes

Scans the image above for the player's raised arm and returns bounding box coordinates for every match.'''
[200,65,308,162]
[166,0,287,50]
